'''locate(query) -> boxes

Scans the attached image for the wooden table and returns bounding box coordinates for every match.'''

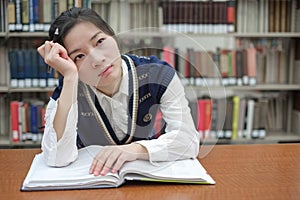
[1,144,299,200]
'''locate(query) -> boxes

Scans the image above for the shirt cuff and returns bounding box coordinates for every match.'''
[134,139,168,164]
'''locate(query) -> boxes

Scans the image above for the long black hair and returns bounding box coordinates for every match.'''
[49,7,116,47]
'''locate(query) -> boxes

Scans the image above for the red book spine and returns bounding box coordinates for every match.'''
[163,46,175,69]
[184,51,191,78]
[197,99,206,132]
[197,99,213,139]
[226,0,235,32]
[204,100,212,131]
[10,101,20,143]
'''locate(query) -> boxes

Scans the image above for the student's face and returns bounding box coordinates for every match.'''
[64,22,122,90]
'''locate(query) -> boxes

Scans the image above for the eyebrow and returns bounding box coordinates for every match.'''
[68,31,102,57]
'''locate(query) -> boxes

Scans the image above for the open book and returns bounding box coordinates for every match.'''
[21,145,215,191]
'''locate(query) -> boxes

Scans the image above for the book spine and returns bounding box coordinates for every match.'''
[30,103,39,142]
[8,0,16,31]
[237,98,246,139]
[10,101,20,143]
[197,98,212,140]
[24,49,32,87]
[245,99,255,139]
[232,96,240,140]
[37,52,48,87]
[226,0,236,33]
[17,49,25,87]
[223,99,233,139]
[15,0,23,31]
[247,45,257,86]
[43,0,52,31]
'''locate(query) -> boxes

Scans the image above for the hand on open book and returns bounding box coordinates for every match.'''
[89,143,149,176]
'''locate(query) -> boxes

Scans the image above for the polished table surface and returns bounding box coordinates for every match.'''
[0,143,299,200]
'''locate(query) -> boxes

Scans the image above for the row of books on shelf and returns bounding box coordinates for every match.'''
[9,48,59,88]
[161,0,235,34]
[3,0,91,32]
[2,1,299,35]
[0,93,289,144]
[2,38,292,89]
[237,0,300,33]
[163,38,292,87]
[91,0,161,33]
[190,93,288,141]
[3,0,160,33]
[161,0,299,34]
[10,100,46,143]
[2,0,299,34]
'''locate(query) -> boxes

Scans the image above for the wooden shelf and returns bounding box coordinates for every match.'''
[0,32,7,37]
[0,135,41,149]
[118,32,300,39]
[201,133,300,145]
[226,84,300,91]
[0,86,9,92]
[4,31,300,39]
[8,32,48,38]
[8,87,55,93]
[233,32,300,38]
[185,84,300,92]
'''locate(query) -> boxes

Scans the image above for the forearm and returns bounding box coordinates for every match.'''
[41,98,78,167]
[54,73,78,140]
[135,121,200,162]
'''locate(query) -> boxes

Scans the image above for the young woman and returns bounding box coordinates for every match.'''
[38,7,200,176]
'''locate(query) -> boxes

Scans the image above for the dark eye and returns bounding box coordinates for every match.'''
[74,54,85,62]
[97,38,105,45]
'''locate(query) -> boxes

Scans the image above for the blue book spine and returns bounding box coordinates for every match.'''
[9,50,18,87]
[29,0,34,32]
[30,104,38,142]
[33,0,39,23]
[30,49,39,87]
[24,49,32,87]
[17,50,25,87]
[37,54,48,87]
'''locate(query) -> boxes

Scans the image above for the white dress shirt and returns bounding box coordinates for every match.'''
[41,60,200,167]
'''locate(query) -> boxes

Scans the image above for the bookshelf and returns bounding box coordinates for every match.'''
[0,0,300,147]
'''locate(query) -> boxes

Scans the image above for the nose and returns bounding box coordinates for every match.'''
[89,49,105,68]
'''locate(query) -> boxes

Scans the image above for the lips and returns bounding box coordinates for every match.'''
[99,65,112,76]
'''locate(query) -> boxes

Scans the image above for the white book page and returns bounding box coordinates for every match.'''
[23,145,121,188]
[120,158,215,184]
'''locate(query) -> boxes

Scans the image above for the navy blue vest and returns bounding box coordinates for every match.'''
[51,54,176,147]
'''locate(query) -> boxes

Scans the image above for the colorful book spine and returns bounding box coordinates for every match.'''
[231,96,240,140]
[10,101,20,143]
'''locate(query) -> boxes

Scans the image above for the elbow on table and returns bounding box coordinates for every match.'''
[41,146,78,167]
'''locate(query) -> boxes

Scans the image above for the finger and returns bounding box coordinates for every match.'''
[90,158,104,176]
[90,148,112,176]
[111,155,126,174]
[43,41,54,64]
[55,44,69,60]
[37,44,45,58]
[100,165,111,176]
[89,158,99,174]
[100,152,121,175]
